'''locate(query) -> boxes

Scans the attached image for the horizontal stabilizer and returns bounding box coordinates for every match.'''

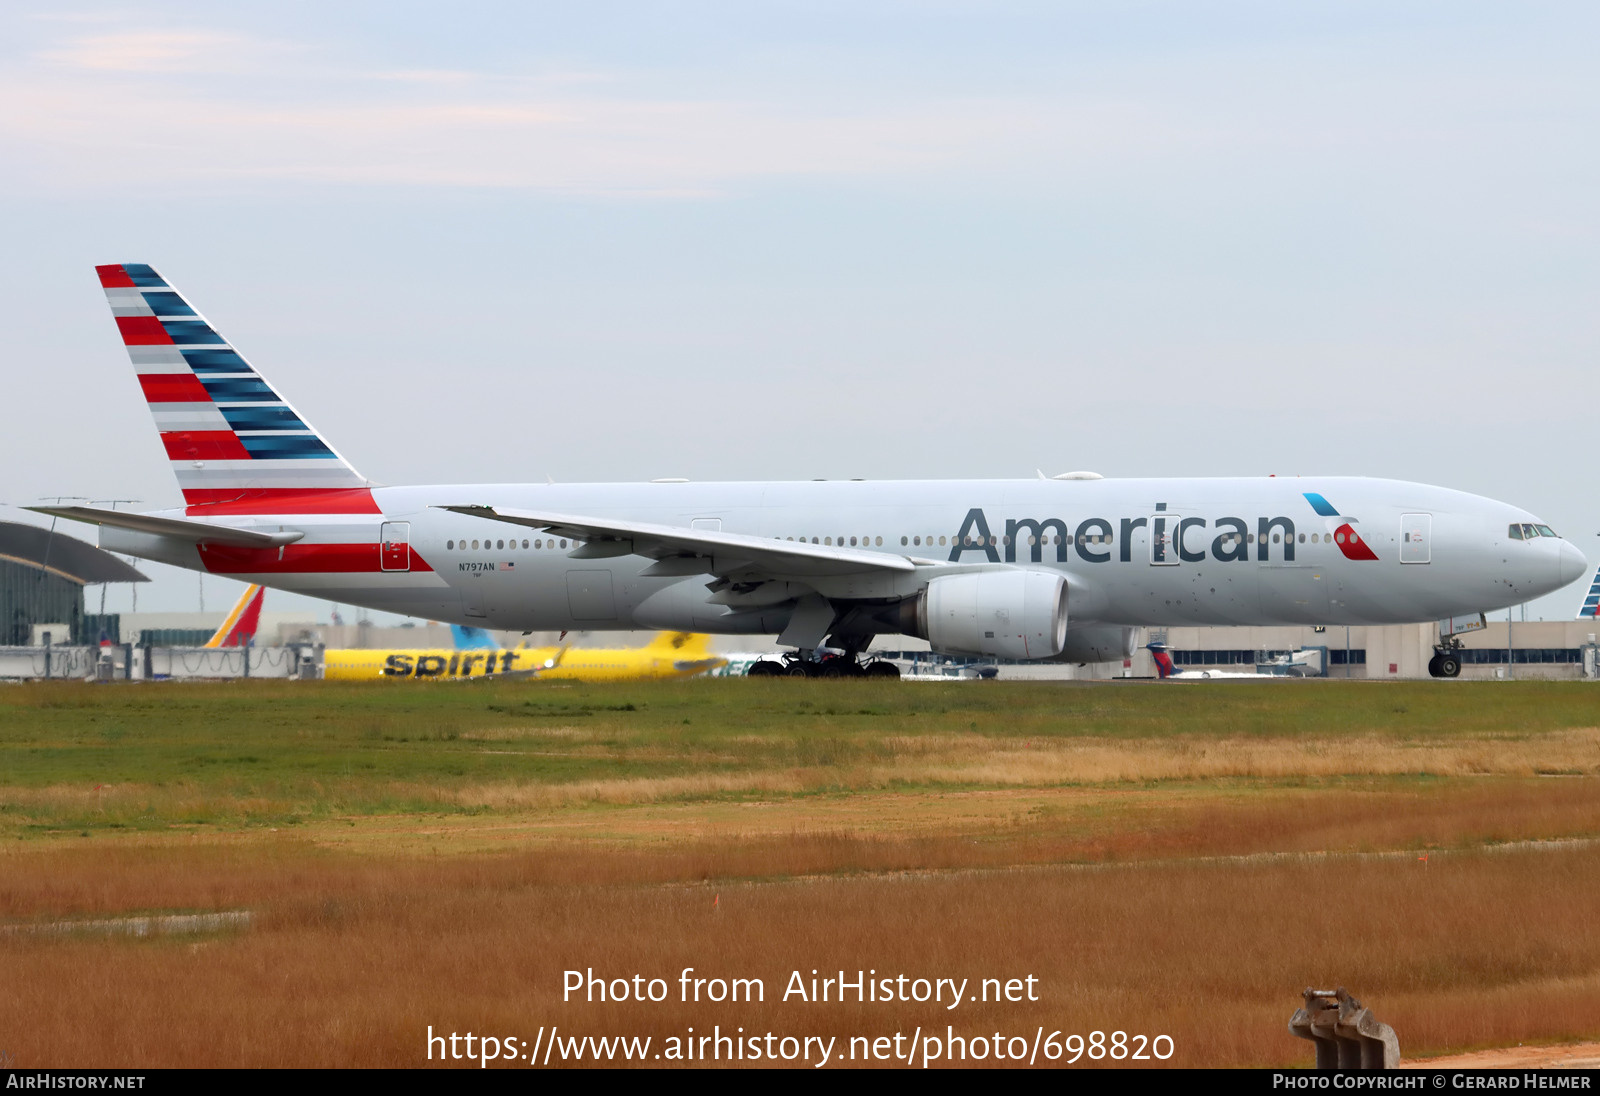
[27,505,305,548]
[436,505,917,577]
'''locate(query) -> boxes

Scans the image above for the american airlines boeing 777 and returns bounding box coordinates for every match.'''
[35,264,1588,679]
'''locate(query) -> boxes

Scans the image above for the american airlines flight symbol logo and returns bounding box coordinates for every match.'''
[1302,493,1379,561]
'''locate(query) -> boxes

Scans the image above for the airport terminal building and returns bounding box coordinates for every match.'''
[1137,620,1597,681]
[0,521,146,646]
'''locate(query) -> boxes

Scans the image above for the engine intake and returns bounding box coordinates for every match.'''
[909,570,1069,660]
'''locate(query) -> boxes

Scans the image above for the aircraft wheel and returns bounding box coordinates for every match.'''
[747,660,780,677]
[1427,654,1443,678]
[818,660,846,678]
[786,662,812,678]
[1438,654,1461,678]
[865,661,900,679]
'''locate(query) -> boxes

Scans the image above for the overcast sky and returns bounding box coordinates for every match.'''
[1,2,1595,623]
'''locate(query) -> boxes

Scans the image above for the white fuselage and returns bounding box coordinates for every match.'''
[101,475,1586,646]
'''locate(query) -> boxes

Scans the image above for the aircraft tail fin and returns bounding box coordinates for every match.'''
[451,624,499,650]
[95,263,377,517]
[205,584,265,648]
[1146,641,1179,679]
[646,631,710,654]
[1580,564,1600,619]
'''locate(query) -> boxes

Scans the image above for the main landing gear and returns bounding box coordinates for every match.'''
[745,652,901,679]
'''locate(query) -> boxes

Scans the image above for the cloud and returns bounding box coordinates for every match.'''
[0,30,1091,195]
[38,29,272,73]
[3,16,1593,205]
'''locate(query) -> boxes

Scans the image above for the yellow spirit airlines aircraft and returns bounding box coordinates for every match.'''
[36,264,1590,681]
[322,627,727,682]
[201,582,725,681]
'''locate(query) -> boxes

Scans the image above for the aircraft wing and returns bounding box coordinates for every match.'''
[437,505,920,578]
[27,505,305,548]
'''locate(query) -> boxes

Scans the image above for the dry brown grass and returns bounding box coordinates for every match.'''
[357,724,1600,813]
[19,726,1596,853]
[3,840,1599,1068]
[7,776,1600,870]
[445,726,1600,806]
[5,684,1599,1067]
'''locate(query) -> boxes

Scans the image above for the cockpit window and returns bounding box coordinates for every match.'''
[1536,525,1557,538]
[1508,524,1525,540]
[1521,523,1538,540]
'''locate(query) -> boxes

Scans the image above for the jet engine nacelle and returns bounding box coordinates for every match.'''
[913,569,1069,660]
[1053,624,1140,664]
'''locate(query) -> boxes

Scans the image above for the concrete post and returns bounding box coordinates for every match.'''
[1290,987,1399,1069]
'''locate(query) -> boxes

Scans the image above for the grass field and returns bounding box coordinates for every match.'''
[2,678,1598,1067]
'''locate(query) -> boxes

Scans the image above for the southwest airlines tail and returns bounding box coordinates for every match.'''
[95,263,375,516]
[205,584,265,648]
[1580,564,1599,619]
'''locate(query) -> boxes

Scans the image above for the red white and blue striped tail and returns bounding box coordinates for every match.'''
[96,263,378,516]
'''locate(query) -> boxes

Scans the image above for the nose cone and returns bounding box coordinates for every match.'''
[1559,540,1589,587]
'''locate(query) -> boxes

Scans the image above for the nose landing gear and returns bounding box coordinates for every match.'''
[1427,645,1462,678]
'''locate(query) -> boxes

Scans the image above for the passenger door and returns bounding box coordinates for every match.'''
[1400,514,1431,564]
[379,522,411,572]
[1148,513,1179,565]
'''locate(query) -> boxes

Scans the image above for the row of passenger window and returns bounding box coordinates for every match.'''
[782,531,1350,548]
[447,527,1369,555]
[446,537,569,551]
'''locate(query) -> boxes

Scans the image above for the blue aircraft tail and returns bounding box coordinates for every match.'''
[451,625,498,650]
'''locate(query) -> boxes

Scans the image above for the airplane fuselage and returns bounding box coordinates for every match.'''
[101,475,1585,644]
[64,263,1587,664]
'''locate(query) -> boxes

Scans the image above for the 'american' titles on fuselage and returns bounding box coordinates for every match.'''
[947,503,1370,565]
